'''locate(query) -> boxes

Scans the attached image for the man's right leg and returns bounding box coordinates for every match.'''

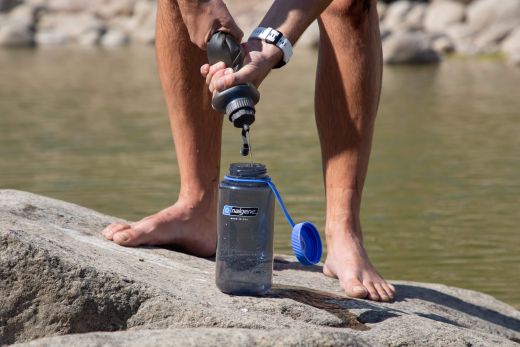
[102,0,222,257]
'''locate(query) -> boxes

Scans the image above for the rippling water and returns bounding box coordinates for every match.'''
[1,47,519,308]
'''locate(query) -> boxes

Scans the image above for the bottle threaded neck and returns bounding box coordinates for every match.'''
[228,163,267,178]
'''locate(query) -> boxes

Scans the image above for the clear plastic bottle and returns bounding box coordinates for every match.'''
[216,163,275,295]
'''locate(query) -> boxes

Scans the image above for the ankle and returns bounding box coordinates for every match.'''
[178,189,217,213]
[324,212,361,239]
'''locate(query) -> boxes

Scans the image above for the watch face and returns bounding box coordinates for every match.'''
[266,30,282,44]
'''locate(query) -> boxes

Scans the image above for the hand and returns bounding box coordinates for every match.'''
[200,39,283,93]
[178,0,243,50]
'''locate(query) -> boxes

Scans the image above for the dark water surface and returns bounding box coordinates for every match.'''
[1,48,519,308]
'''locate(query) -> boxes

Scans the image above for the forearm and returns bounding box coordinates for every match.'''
[257,0,332,44]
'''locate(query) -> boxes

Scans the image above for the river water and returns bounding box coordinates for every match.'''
[1,47,519,309]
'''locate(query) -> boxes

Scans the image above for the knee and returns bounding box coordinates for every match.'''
[323,0,372,20]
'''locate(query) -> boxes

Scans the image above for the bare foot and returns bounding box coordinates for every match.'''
[101,199,216,257]
[323,226,396,302]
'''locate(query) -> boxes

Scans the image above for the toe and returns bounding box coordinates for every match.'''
[102,223,130,240]
[343,279,369,299]
[386,282,396,297]
[375,283,390,302]
[364,281,380,301]
[382,283,395,300]
[113,228,143,247]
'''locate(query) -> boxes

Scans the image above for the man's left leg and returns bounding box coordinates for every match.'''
[315,0,395,301]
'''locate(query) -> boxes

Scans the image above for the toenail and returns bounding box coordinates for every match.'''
[117,232,129,242]
[353,285,366,293]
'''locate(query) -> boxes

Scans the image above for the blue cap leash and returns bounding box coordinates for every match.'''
[224,175,322,266]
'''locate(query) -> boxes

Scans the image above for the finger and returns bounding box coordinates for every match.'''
[216,63,263,92]
[200,64,210,78]
[210,68,233,92]
[205,61,226,86]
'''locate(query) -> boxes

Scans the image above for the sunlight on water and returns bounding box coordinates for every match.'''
[0,47,519,308]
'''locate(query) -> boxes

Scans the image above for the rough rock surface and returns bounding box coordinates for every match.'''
[383,30,441,64]
[1,190,519,347]
[423,0,466,33]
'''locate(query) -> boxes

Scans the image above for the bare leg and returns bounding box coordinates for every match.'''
[316,0,395,301]
[102,0,221,257]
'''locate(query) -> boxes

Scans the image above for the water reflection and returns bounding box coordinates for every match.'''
[0,47,518,309]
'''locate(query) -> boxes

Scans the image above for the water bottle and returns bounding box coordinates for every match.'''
[216,163,275,295]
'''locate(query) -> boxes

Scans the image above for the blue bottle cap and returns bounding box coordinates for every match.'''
[291,222,322,266]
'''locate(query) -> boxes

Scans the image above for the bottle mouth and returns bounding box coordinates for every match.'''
[228,163,267,178]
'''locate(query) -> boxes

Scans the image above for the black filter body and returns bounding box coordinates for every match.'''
[216,163,275,295]
[207,32,260,129]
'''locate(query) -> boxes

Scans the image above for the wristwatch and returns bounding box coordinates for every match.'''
[249,27,293,69]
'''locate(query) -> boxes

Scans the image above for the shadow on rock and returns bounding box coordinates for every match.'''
[273,256,323,273]
[267,285,377,331]
[394,284,520,332]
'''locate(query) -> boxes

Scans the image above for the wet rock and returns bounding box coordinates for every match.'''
[100,28,128,47]
[1,190,519,346]
[383,30,441,64]
[424,0,466,33]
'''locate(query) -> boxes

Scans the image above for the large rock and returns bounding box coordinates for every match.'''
[474,19,520,53]
[36,13,104,46]
[444,23,478,54]
[107,0,156,45]
[403,3,427,30]
[100,28,129,47]
[95,0,136,20]
[14,329,367,347]
[0,0,21,12]
[383,30,441,64]
[466,0,520,31]
[383,0,414,30]
[1,190,520,346]
[502,27,520,66]
[0,19,32,46]
[423,0,466,33]
[0,4,36,47]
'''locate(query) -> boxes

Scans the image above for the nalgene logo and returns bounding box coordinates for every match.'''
[223,205,258,217]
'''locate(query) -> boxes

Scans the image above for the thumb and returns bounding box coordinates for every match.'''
[221,18,243,43]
